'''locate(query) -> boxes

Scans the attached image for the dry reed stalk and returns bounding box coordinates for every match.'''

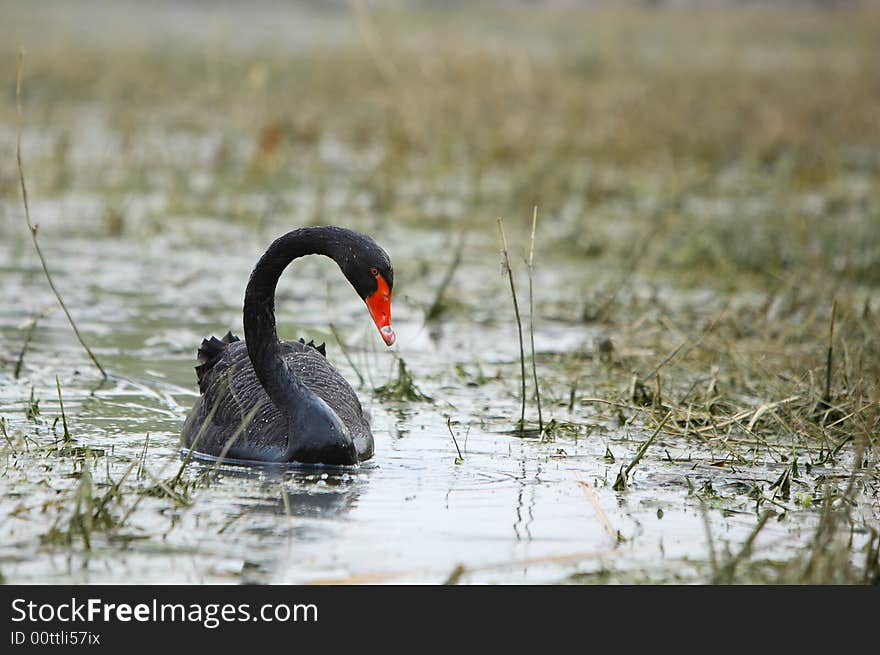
[527,206,544,433]
[497,217,527,431]
[16,50,107,378]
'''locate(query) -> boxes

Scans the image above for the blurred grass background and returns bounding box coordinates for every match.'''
[2,1,878,287]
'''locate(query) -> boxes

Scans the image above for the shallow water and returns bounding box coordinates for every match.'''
[0,182,843,584]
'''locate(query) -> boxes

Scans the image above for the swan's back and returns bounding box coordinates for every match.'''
[181,334,373,461]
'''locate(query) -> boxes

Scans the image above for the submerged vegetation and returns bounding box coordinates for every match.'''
[374,358,431,402]
[0,2,878,583]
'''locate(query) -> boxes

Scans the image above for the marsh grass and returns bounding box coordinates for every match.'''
[612,411,671,491]
[8,387,202,551]
[41,459,142,550]
[374,358,430,402]
[709,435,879,584]
[25,387,40,422]
[5,10,878,290]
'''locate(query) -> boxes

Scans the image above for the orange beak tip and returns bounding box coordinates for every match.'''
[380,326,396,346]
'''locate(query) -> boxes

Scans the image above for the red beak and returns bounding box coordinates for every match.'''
[365,274,395,346]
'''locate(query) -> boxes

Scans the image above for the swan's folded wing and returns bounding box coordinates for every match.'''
[185,338,371,458]
[281,342,370,437]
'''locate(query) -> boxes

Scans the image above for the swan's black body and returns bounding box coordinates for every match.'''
[180,226,394,466]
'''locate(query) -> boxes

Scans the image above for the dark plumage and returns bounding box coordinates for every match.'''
[180,226,395,466]
[182,336,372,462]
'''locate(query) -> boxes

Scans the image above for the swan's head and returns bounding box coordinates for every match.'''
[338,235,396,347]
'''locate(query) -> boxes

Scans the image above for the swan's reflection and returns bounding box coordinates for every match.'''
[189,460,373,523]
[249,472,365,520]
[187,462,375,582]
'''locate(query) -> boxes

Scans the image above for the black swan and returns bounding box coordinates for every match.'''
[180,226,395,466]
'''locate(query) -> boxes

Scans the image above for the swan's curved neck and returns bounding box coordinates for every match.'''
[243,228,342,426]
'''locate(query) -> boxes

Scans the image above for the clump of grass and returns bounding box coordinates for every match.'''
[41,460,142,549]
[613,411,672,492]
[140,471,195,507]
[790,433,878,584]
[497,213,547,436]
[374,358,431,402]
[25,387,40,422]
[708,468,879,585]
[541,418,590,441]
[52,443,104,458]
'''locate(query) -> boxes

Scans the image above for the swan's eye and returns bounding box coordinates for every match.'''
[370,267,378,277]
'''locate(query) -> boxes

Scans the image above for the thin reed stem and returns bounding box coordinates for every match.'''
[446,417,464,463]
[55,375,70,443]
[497,217,526,431]
[14,307,52,379]
[16,49,107,379]
[526,206,543,433]
[823,298,837,405]
[613,411,672,491]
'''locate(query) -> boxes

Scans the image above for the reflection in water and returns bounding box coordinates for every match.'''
[192,464,370,583]
[201,463,368,522]
[253,475,363,520]
[513,458,537,543]
[388,408,408,439]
